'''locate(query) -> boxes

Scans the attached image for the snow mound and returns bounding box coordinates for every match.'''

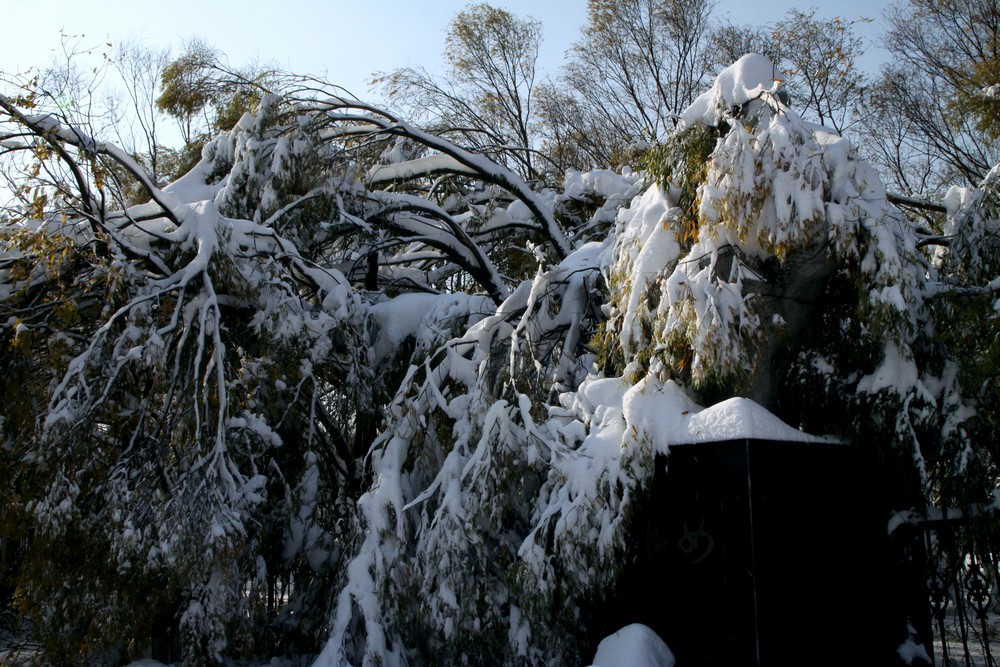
[589,623,676,667]
[684,397,831,444]
[897,624,932,665]
[680,53,779,127]
[580,376,835,454]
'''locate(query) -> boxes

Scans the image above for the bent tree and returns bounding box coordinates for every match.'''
[0,52,997,666]
[0,71,583,663]
[317,54,1000,665]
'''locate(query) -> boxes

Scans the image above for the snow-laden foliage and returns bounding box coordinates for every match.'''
[319,54,1000,667]
[939,164,1000,289]
[320,238,612,666]
[0,80,598,665]
[597,55,997,511]
[1,50,999,667]
[599,54,923,393]
[0,97,373,664]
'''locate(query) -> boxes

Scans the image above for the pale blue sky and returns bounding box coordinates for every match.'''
[2,0,892,102]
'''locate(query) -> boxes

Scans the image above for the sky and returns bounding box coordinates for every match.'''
[1,0,892,103]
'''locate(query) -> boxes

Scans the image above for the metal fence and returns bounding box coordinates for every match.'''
[912,515,1000,667]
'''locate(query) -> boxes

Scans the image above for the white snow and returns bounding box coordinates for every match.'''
[595,375,834,454]
[563,169,636,201]
[368,292,493,366]
[369,292,453,359]
[367,153,479,184]
[680,53,780,128]
[898,624,932,665]
[857,341,920,396]
[162,149,229,203]
[589,624,676,667]
[683,396,833,444]
[605,183,682,358]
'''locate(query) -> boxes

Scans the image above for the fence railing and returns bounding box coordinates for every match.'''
[903,513,1000,667]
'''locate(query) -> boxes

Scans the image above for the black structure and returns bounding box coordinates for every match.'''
[599,437,912,666]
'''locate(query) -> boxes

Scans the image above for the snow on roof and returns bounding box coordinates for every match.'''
[602,376,837,453]
[680,396,834,445]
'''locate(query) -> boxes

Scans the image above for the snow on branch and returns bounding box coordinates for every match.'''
[368,153,480,183]
[322,238,607,665]
[306,96,571,259]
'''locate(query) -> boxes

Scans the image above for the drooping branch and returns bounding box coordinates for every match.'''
[927,275,1000,299]
[888,191,948,213]
[308,97,571,260]
[0,95,100,220]
[365,190,509,304]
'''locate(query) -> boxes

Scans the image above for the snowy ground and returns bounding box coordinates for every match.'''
[932,609,1000,667]
[936,639,998,667]
[0,624,674,667]
[4,607,1000,666]
[0,624,38,666]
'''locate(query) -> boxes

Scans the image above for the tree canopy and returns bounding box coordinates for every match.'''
[0,1,998,666]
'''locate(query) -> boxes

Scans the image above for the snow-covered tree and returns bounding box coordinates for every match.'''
[1,28,998,667]
[0,65,579,663]
[705,9,869,136]
[318,54,1000,666]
